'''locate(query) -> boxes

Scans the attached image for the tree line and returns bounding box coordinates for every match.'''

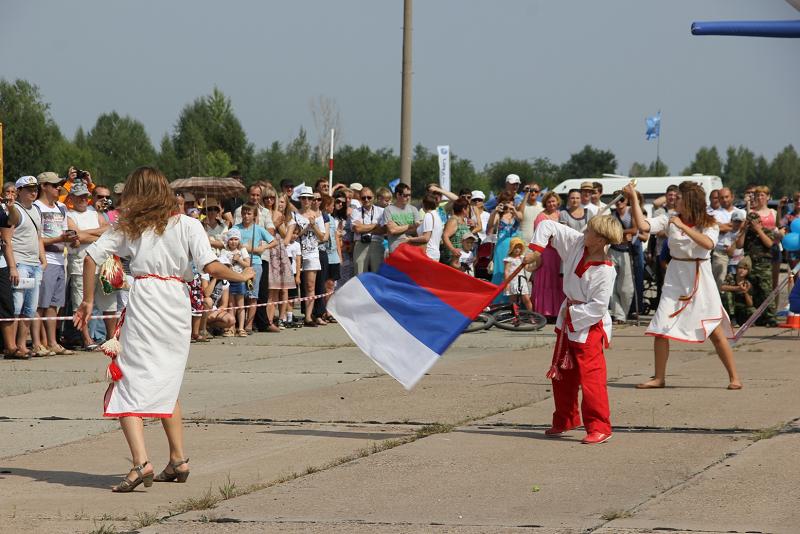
[1,78,798,197]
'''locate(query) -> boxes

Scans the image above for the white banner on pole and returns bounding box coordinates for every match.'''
[437,145,451,192]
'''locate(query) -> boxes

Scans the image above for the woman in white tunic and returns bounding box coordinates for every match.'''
[74,167,254,492]
[625,181,742,390]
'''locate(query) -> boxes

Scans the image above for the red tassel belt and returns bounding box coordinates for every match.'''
[668,258,707,318]
[105,273,188,382]
[547,299,583,380]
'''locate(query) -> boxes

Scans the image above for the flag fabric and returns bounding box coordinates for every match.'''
[646,111,661,140]
[291,182,306,202]
[388,178,400,192]
[328,244,503,389]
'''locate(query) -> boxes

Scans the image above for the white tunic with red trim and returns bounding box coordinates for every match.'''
[530,220,616,345]
[86,215,217,418]
[646,214,734,342]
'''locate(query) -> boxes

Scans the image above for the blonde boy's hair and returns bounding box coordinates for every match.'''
[587,215,624,245]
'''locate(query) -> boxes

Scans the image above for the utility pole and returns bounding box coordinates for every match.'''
[399,0,413,186]
[0,122,4,188]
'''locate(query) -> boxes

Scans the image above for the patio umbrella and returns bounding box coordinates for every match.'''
[169,177,245,200]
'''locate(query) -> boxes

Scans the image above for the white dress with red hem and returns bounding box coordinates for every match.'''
[645,214,734,343]
[529,220,615,344]
[86,215,217,418]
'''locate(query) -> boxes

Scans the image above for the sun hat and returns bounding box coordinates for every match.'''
[223,228,242,243]
[298,186,315,198]
[471,190,486,200]
[508,237,527,252]
[580,181,596,191]
[505,174,521,184]
[349,182,364,191]
[15,176,38,188]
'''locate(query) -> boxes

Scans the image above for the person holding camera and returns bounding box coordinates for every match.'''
[487,191,522,295]
[59,167,95,209]
[92,185,118,224]
[350,186,385,274]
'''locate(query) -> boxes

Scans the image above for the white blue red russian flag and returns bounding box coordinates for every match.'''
[328,244,503,389]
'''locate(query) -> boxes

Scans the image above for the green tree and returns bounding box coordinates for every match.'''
[334,145,399,191]
[629,160,670,177]
[157,134,181,180]
[682,146,722,176]
[560,145,617,179]
[171,87,254,177]
[528,157,561,188]
[482,158,537,192]
[0,79,64,179]
[86,112,156,183]
[769,145,800,197]
[753,155,770,186]
[722,146,756,194]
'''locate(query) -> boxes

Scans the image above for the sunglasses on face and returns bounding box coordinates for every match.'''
[471,198,482,203]
[95,195,111,199]
[313,197,322,201]
[361,196,373,200]
[334,199,345,204]
[398,193,411,198]
[207,206,220,211]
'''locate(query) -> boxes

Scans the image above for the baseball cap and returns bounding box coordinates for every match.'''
[731,210,746,222]
[15,176,38,189]
[461,232,478,241]
[580,181,595,191]
[349,182,364,191]
[298,186,315,198]
[37,171,63,185]
[69,182,91,197]
[471,190,486,201]
[113,182,125,195]
[505,174,521,184]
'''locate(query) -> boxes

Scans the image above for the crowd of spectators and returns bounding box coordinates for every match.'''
[1,167,797,360]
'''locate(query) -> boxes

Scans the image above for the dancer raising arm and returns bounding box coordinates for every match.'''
[74,167,255,493]
[524,215,623,444]
[624,181,742,390]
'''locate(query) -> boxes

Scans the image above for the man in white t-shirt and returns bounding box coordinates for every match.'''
[35,172,78,356]
[66,182,112,349]
[408,193,444,261]
[580,181,599,216]
[711,187,745,290]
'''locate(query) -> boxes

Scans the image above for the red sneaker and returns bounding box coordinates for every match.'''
[581,432,612,444]
[544,426,576,437]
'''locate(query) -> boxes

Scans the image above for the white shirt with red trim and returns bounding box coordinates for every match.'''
[529,220,615,344]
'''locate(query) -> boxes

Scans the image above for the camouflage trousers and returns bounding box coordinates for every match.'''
[749,258,775,326]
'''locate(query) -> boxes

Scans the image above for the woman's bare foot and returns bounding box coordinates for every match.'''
[727,382,743,390]
[635,378,665,389]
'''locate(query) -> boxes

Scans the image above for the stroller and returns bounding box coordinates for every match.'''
[474,241,494,281]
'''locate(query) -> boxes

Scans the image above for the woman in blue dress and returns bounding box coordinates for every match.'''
[487,192,521,302]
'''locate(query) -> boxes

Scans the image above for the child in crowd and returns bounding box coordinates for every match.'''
[525,215,624,444]
[726,211,746,275]
[503,237,533,312]
[720,256,755,327]
[459,233,478,276]
[284,226,303,325]
[218,229,250,337]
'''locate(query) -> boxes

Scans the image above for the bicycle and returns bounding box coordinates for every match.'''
[463,303,547,333]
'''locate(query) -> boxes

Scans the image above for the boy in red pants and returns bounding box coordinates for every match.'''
[525,215,623,444]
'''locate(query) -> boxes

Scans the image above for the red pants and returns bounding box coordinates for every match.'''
[551,323,612,434]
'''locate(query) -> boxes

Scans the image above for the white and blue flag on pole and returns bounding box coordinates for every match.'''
[645,111,661,141]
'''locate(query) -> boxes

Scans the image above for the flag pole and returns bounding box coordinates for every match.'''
[328,129,335,191]
[655,110,661,176]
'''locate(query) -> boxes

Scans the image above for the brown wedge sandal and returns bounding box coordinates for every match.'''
[153,458,190,483]
[111,461,153,492]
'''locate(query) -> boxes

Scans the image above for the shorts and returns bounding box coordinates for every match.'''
[13,263,42,318]
[327,262,341,282]
[70,273,117,313]
[39,263,67,309]
[229,281,246,295]
[246,263,262,299]
[302,256,321,271]
[0,267,14,319]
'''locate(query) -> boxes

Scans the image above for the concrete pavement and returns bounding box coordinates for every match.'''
[0,322,797,533]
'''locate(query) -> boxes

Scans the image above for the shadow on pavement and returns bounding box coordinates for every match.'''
[0,467,121,489]
[260,429,410,440]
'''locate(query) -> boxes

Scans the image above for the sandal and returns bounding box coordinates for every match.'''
[112,461,153,493]
[153,458,190,483]
[237,329,248,337]
[49,344,76,356]
[81,343,99,352]
[32,345,55,357]
[303,320,318,327]
[4,348,31,360]
[222,328,235,338]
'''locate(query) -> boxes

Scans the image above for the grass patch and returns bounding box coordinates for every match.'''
[96,513,127,521]
[218,474,239,500]
[88,523,118,534]
[415,423,455,438]
[751,422,784,441]
[131,511,160,529]
[601,509,632,521]
[173,488,221,514]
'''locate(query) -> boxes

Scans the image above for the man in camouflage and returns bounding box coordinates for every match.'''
[739,211,778,326]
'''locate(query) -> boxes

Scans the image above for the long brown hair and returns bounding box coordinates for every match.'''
[117,166,178,239]
[678,181,716,228]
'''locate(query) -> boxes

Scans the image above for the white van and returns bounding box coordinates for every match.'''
[552,174,724,216]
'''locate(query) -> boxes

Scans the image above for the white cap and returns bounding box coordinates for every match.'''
[505,174,521,184]
[349,182,364,191]
[471,190,486,200]
[15,176,38,188]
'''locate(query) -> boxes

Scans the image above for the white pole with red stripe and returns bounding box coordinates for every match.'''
[328,129,335,191]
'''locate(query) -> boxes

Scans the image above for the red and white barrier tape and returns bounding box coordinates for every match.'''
[0,291,334,322]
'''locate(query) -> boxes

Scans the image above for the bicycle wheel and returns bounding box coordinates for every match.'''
[492,309,547,331]
[464,313,494,333]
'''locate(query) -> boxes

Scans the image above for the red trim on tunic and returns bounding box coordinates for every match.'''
[529,243,546,253]
[104,412,174,418]
[574,247,612,278]
[646,311,733,343]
